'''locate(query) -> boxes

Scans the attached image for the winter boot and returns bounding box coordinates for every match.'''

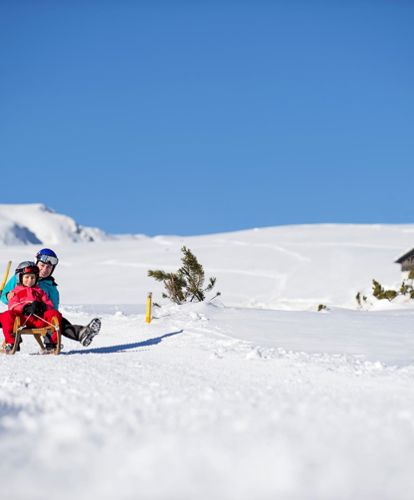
[79,318,101,347]
[43,333,59,353]
[1,343,15,355]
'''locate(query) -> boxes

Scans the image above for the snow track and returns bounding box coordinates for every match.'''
[1,304,414,500]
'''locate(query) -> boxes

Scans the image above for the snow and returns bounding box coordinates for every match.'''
[1,208,414,499]
[0,204,111,244]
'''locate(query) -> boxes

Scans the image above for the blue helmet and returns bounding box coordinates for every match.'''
[35,248,59,273]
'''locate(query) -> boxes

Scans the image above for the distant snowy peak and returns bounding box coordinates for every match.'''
[0,203,111,245]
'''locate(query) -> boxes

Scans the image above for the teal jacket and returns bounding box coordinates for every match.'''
[1,275,59,309]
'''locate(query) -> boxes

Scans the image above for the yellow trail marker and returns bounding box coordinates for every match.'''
[146,292,152,323]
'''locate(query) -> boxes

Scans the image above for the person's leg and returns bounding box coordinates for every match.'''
[61,316,83,341]
[0,310,17,345]
[61,316,101,345]
[43,309,62,344]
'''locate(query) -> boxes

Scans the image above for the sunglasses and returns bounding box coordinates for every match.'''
[37,254,59,266]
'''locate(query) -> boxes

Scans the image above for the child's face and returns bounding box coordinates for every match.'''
[22,274,36,287]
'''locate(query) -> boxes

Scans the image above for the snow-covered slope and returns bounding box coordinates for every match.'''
[0,204,110,245]
[1,205,412,310]
[1,302,414,500]
[1,220,414,500]
[2,222,412,310]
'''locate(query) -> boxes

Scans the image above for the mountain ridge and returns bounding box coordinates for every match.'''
[0,203,111,245]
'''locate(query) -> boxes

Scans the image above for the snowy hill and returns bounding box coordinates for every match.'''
[1,205,412,311]
[0,203,110,245]
[2,215,414,500]
[2,220,413,310]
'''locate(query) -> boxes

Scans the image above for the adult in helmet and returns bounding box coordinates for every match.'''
[1,248,101,347]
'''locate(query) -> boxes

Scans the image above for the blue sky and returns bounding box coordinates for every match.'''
[1,1,413,236]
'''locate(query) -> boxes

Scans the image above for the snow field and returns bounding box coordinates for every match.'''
[1,304,414,500]
[2,219,414,498]
[2,221,414,310]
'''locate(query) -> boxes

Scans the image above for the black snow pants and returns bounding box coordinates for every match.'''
[61,317,84,342]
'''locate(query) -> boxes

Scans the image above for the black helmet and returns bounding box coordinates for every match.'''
[15,261,40,285]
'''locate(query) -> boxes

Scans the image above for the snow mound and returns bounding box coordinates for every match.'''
[0,204,111,245]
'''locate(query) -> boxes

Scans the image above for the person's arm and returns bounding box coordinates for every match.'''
[39,281,59,309]
[1,275,17,305]
[51,285,59,309]
[8,289,27,314]
[49,285,59,309]
[39,289,55,311]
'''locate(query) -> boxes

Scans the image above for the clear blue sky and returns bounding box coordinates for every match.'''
[1,1,413,236]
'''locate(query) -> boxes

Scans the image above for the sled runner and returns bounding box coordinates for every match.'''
[8,315,61,355]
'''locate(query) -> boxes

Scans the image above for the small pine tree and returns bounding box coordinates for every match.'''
[372,279,385,299]
[148,246,218,305]
[372,279,398,302]
[400,280,413,296]
[146,270,186,304]
[384,289,398,301]
[178,246,216,302]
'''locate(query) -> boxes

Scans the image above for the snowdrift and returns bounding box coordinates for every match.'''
[0,203,110,245]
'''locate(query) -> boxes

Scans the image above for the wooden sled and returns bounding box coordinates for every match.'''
[9,316,61,355]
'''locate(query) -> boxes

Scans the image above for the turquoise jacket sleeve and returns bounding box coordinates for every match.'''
[1,275,17,305]
[39,280,60,310]
[48,285,59,310]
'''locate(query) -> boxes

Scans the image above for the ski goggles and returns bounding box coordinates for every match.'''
[21,266,39,275]
[37,254,59,266]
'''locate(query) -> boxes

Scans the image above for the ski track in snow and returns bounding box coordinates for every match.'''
[219,240,311,262]
[1,304,414,500]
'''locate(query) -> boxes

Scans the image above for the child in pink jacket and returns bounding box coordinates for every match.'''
[1,261,62,354]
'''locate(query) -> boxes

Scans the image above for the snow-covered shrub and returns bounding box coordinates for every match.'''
[372,279,398,301]
[148,246,219,305]
[356,276,414,309]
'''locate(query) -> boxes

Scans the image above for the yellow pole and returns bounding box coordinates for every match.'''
[145,292,152,323]
[0,260,12,293]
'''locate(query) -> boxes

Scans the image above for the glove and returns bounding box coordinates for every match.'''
[22,303,32,315]
[23,301,46,316]
[31,301,46,315]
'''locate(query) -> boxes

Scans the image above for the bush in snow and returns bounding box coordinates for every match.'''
[356,276,414,308]
[397,270,414,299]
[148,246,219,305]
[372,279,398,302]
[355,292,368,307]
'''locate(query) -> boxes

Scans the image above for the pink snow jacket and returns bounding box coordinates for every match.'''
[8,285,55,315]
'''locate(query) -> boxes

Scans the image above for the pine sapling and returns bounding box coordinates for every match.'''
[372,279,385,299]
[148,246,219,305]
